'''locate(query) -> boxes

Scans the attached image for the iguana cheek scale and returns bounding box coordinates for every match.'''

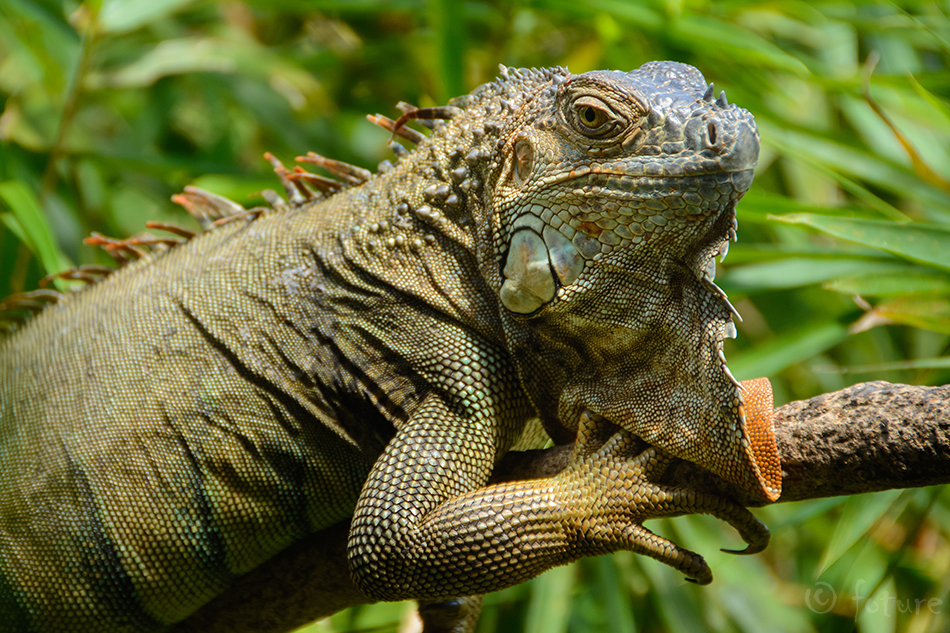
[0,61,780,632]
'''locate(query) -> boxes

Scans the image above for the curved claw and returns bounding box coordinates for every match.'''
[721,519,769,555]
[418,595,483,633]
[623,523,712,585]
[721,545,757,555]
[713,507,770,555]
[565,413,770,585]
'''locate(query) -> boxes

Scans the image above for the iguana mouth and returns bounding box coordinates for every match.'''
[704,273,743,389]
[700,192,744,377]
[498,173,751,316]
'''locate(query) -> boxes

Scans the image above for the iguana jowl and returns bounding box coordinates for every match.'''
[0,61,780,632]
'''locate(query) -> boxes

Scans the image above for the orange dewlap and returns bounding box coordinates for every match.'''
[739,377,782,502]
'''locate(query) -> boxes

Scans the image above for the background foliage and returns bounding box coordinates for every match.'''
[2,1,950,632]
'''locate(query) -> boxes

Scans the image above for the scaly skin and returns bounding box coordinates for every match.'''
[0,62,779,632]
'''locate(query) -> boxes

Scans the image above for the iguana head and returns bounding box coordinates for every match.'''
[475,62,779,501]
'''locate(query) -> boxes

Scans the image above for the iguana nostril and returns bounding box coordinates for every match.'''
[707,121,718,148]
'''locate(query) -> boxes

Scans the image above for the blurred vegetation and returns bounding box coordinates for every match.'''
[2,0,950,632]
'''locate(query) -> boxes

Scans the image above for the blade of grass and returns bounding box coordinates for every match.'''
[817,490,904,575]
[775,214,950,271]
[729,320,851,380]
[98,0,199,35]
[524,565,574,633]
[723,259,909,292]
[824,271,950,296]
[0,182,71,281]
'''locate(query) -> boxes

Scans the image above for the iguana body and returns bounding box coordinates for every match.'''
[0,62,779,632]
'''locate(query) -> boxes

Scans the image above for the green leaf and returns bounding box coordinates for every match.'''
[872,295,950,335]
[763,124,950,217]
[724,258,907,292]
[817,490,904,575]
[821,357,950,374]
[855,577,900,633]
[673,15,809,75]
[540,0,662,29]
[638,549,707,632]
[824,270,950,296]
[95,36,324,111]
[907,73,950,129]
[729,321,851,381]
[0,213,28,246]
[0,181,71,280]
[739,190,894,226]
[101,37,238,86]
[591,558,635,633]
[97,0,198,34]
[775,214,950,271]
[720,242,887,265]
[768,497,844,532]
[524,565,574,633]
[434,0,465,101]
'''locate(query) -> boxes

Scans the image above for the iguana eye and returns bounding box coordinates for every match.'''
[572,97,616,136]
[579,106,607,129]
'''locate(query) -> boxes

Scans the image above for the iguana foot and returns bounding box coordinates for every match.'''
[349,400,771,600]
[417,595,482,633]
[568,410,770,584]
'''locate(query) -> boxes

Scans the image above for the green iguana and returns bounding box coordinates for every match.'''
[0,61,781,633]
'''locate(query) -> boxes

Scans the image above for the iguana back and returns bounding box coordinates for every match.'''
[0,121,527,626]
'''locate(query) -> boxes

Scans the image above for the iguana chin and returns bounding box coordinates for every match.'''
[0,61,780,632]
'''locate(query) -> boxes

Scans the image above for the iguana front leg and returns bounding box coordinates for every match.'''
[348,397,769,601]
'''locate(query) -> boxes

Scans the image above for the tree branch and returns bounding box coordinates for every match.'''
[174,381,950,633]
